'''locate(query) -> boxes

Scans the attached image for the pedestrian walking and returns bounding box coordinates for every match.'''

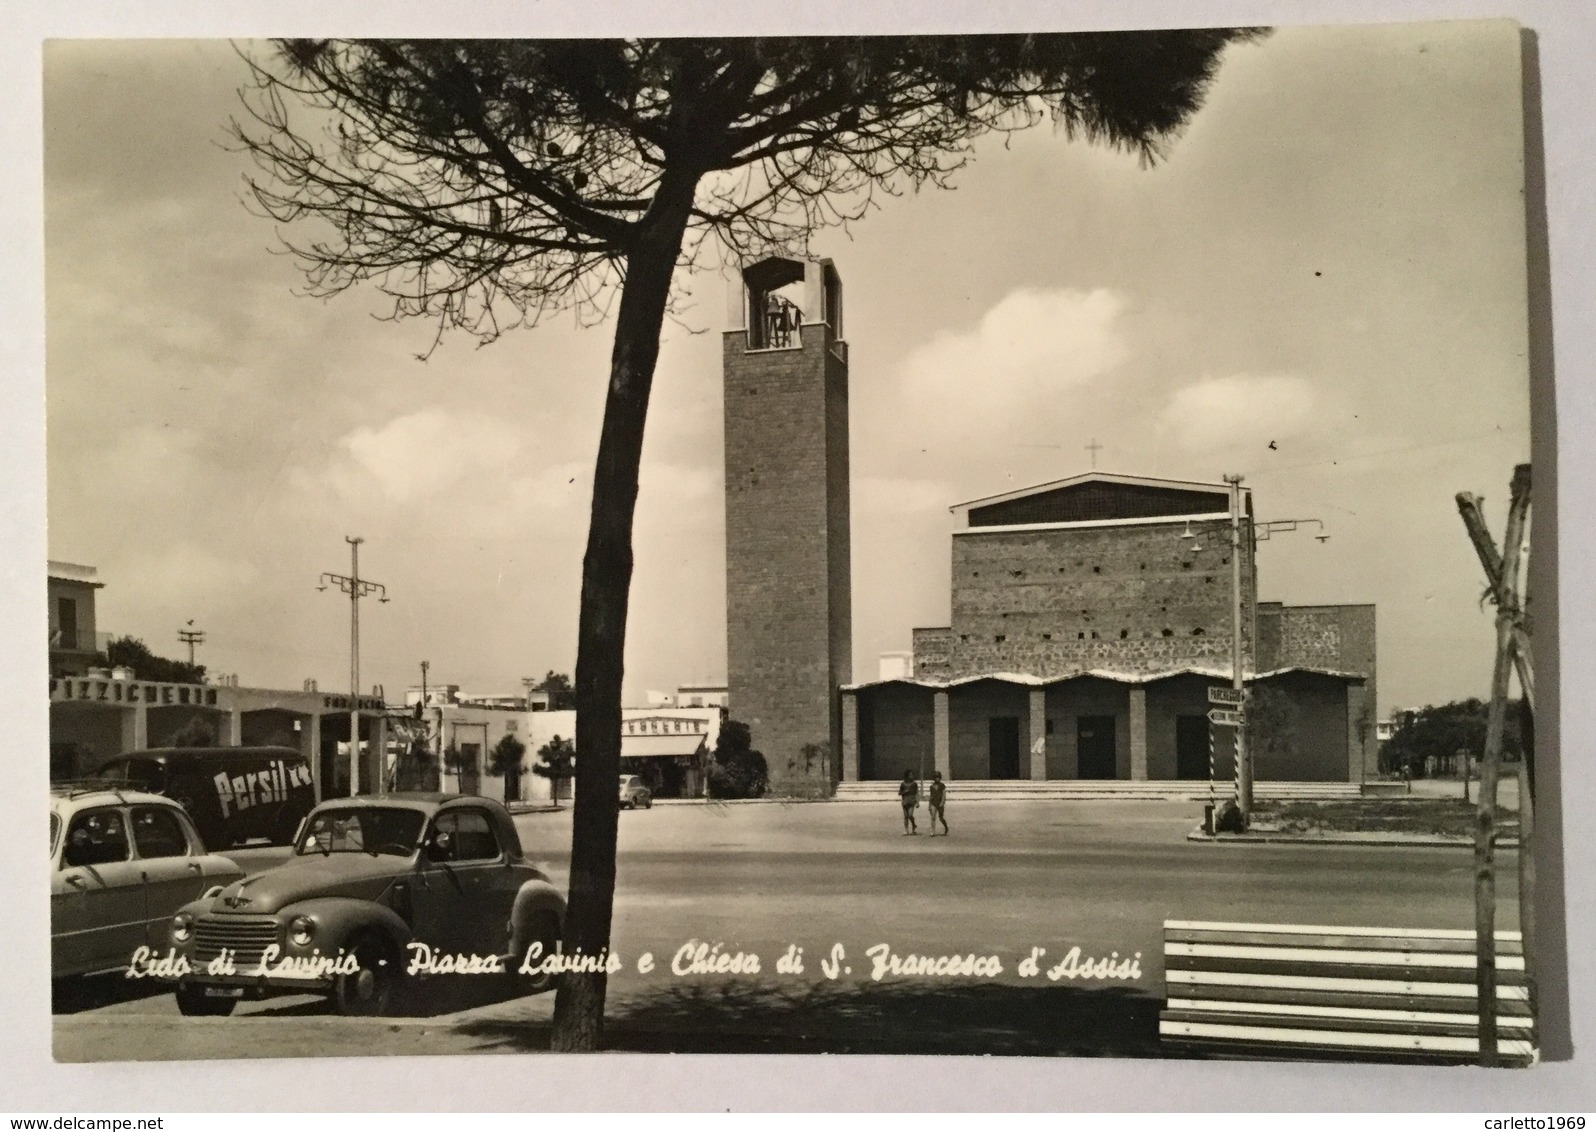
[927,770,949,836]
[897,769,920,835]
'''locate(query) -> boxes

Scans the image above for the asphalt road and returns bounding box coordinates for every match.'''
[53,798,1520,1059]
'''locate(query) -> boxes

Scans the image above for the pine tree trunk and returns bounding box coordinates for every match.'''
[550,174,697,1053]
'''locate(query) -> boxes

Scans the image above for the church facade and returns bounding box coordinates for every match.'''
[840,473,1377,786]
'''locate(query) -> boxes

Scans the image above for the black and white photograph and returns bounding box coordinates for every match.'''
[13,2,1593,1108]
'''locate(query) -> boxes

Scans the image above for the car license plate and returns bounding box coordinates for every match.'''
[204,986,244,999]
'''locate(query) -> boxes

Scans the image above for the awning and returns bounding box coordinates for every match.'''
[621,734,708,760]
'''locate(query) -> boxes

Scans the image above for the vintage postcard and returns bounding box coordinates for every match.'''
[42,20,1547,1074]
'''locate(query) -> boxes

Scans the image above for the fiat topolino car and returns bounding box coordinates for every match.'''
[166,793,565,1017]
[51,783,244,979]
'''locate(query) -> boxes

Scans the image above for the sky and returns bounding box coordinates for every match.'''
[43,23,1533,715]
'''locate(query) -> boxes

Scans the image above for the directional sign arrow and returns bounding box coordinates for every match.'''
[1208,708,1244,727]
[1208,686,1246,706]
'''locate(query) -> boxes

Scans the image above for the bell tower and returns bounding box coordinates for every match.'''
[722,256,852,796]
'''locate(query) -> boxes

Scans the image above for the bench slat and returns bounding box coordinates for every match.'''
[1163,981,1534,1015]
[1160,1019,1536,1058]
[1163,1006,1534,1038]
[1168,968,1529,996]
[1167,928,1523,956]
[1166,955,1527,985]
[1165,920,1521,942]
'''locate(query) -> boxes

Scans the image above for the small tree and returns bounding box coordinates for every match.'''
[1244,685,1299,776]
[395,734,437,791]
[490,732,528,802]
[534,735,576,808]
[707,720,769,800]
[535,671,576,711]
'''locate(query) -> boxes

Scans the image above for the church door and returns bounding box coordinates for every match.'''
[1176,716,1210,779]
[1077,716,1117,779]
[988,717,1021,779]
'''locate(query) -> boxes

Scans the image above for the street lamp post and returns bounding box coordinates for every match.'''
[1225,474,1250,814]
[319,536,388,797]
[1183,481,1326,825]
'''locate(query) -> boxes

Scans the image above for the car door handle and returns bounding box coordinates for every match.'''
[187,862,203,873]
[66,875,86,887]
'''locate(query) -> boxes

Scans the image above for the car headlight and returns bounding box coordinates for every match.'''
[171,912,194,943]
[288,915,316,947]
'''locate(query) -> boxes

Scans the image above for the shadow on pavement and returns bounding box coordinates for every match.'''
[244,974,541,1019]
[52,973,176,1015]
[454,981,1164,1057]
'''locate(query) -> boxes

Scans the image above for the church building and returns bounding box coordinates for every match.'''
[840,472,1377,786]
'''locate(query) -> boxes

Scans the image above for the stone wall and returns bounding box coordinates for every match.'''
[911,626,953,679]
[946,520,1256,678]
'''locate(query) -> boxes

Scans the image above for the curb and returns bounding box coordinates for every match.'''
[1186,826,1521,848]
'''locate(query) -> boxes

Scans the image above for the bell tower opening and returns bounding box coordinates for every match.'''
[730,255,846,353]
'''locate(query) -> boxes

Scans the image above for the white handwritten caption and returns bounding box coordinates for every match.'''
[129,941,1141,983]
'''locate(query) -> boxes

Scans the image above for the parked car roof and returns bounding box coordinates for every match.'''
[50,783,179,809]
[304,792,526,858]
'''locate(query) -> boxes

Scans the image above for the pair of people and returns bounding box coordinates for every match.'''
[898,770,949,836]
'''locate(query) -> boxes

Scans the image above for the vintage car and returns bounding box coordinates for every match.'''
[51,783,244,979]
[618,775,653,810]
[166,793,565,1017]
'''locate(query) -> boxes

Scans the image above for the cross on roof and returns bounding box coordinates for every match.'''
[1085,438,1103,468]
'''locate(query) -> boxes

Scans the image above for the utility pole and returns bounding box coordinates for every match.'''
[1226,474,1251,817]
[1186,482,1325,827]
[319,537,388,797]
[178,621,206,666]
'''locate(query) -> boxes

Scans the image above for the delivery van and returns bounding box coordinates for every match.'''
[96,746,315,851]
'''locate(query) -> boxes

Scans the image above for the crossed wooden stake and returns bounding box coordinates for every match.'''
[1455,463,1534,1067]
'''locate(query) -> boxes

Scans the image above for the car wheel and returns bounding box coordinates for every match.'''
[515,912,564,997]
[333,930,398,1017]
[175,983,236,1017]
[643,797,653,809]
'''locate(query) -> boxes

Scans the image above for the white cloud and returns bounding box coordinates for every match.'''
[330,409,529,503]
[1158,374,1319,452]
[897,287,1130,428]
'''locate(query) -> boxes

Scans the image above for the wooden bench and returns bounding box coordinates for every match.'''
[1159,920,1535,1064]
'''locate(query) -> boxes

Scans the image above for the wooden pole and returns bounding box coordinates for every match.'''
[1469,464,1530,1067]
[1457,493,1535,713]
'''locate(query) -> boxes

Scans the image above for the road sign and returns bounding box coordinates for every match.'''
[1208,708,1244,727]
[1208,686,1246,706]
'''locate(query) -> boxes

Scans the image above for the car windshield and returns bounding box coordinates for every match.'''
[296,807,426,857]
